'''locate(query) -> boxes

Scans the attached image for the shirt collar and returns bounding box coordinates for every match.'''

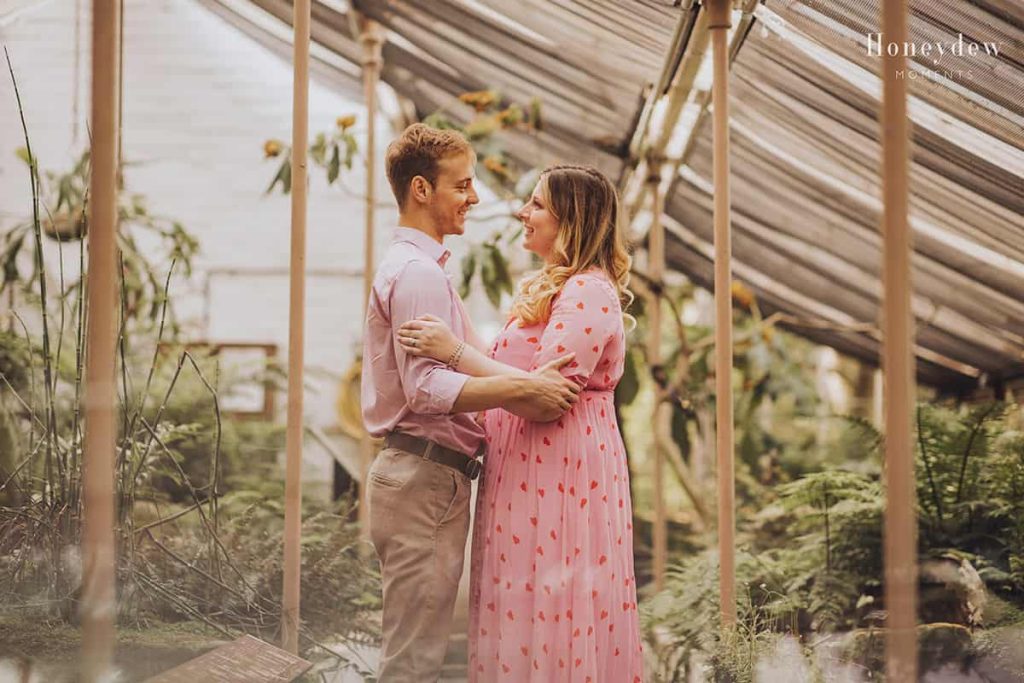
[392,227,451,268]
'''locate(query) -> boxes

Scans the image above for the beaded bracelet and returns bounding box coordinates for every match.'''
[446,341,466,370]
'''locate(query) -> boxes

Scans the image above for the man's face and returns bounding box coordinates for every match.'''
[426,152,479,237]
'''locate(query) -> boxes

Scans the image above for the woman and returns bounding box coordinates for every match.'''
[397,164,643,682]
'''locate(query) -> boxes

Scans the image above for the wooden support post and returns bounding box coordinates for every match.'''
[358,17,383,538]
[281,0,311,655]
[647,162,667,591]
[879,0,918,678]
[81,0,120,679]
[708,0,736,629]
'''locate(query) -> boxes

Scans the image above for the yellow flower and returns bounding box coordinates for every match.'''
[483,155,510,180]
[464,114,499,140]
[731,280,755,310]
[459,90,497,112]
[498,105,523,127]
[263,139,284,158]
[761,325,775,344]
[336,114,357,130]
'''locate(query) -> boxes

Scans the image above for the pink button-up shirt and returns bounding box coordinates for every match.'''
[360,227,485,457]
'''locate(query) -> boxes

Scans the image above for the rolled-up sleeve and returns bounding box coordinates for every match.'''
[389,259,470,415]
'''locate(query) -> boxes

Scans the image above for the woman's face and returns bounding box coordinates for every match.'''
[516,180,560,262]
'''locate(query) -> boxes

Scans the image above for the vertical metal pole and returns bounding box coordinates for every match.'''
[358,18,383,538]
[708,0,736,628]
[81,0,120,679]
[647,165,667,591]
[880,0,918,678]
[281,0,311,655]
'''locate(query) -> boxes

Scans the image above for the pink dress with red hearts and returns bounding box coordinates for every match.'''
[468,271,643,683]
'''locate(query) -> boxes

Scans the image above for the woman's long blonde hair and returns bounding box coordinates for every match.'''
[509,164,634,328]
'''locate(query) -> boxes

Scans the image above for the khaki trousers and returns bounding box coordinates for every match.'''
[368,447,472,682]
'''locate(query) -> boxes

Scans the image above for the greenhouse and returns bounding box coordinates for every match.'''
[0,0,1022,681]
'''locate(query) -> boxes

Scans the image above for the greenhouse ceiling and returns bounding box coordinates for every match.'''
[207,0,1024,392]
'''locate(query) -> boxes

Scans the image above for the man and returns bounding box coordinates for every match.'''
[361,123,579,682]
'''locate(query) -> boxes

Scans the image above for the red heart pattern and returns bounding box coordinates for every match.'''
[469,273,640,681]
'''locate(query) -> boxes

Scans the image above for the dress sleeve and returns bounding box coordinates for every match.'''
[528,274,619,387]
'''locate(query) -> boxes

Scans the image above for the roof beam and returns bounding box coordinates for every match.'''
[621,0,757,236]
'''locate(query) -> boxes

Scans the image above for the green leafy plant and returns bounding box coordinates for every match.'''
[0,148,199,333]
[641,401,1024,681]
[1,59,379,669]
[263,92,544,312]
[916,403,1024,595]
[641,550,802,682]
[264,114,360,194]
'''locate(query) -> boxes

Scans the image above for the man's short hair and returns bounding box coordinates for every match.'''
[385,123,474,209]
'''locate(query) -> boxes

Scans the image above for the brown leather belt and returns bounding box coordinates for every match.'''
[384,431,483,480]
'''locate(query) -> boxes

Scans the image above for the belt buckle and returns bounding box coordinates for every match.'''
[465,458,482,480]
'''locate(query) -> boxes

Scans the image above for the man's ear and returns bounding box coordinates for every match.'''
[409,175,432,204]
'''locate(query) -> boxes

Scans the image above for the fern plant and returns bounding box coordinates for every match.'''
[916,403,1024,595]
[641,549,806,682]
[642,401,1024,680]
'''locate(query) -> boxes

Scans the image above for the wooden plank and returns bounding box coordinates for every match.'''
[508,0,675,54]
[685,133,1024,338]
[356,2,626,141]
[724,70,1024,253]
[776,0,1024,117]
[663,218,976,388]
[219,0,639,166]
[145,635,312,682]
[670,184,1018,373]
[408,0,647,92]
[738,27,1024,216]
[680,75,1024,302]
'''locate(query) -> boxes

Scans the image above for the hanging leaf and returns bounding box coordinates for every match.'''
[342,132,358,168]
[616,347,640,406]
[498,104,524,127]
[1,231,27,289]
[310,132,328,165]
[266,158,292,195]
[458,250,477,299]
[487,243,514,295]
[56,177,71,213]
[528,97,543,131]
[480,250,502,308]
[282,160,292,194]
[14,146,35,169]
[671,402,691,461]
[327,144,341,184]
